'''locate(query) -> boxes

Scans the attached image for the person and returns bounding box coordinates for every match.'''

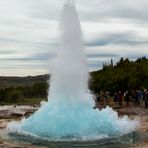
[100,91,105,107]
[113,92,118,106]
[131,90,136,106]
[144,89,148,108]
[138,90,143,107]
[96,93,100,103]
[105,91,110,106]
[124,91,130,107]
[135,90,139,106]
[93,93,101,110]
[118,91,122,107]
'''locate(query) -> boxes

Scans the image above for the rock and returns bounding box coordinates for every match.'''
[11,112,25,118]
[0,141,47,148]
[0,106,38,119]
[0,120,7,129]
[0,142,25,148]
[24,111,34,118]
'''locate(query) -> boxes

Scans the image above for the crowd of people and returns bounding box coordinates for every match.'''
[93,89,148,110]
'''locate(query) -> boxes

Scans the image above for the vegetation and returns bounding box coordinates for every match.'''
[89,57,148,95]
[0,57,148,104]
[0,75,49,104]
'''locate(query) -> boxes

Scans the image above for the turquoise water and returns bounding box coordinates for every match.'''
[7,106,138,141]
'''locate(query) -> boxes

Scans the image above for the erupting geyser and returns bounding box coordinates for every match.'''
[7,0,138,141]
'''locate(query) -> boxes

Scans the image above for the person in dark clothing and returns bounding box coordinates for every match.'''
[138,90,143,107]
[96,93,100,103]
[118,91,122,107]
[144,89,148,108]
[131,90,136,105]
[114,92,118,106]
[135,90,139,106]
[124,91,130,107]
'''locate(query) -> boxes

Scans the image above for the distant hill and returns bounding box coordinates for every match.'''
[0,74,49,88]
[0,74,49,104]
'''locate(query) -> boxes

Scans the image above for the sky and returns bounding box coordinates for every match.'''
[0,0,148,76]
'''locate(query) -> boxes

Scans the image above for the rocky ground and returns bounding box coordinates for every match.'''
[0,105,148,148]
[117,107,148,148]
[0,105,40,148]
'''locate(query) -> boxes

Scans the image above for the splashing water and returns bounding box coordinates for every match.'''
[7,1,138,141]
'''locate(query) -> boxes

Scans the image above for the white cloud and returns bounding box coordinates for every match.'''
[0,0,148,76]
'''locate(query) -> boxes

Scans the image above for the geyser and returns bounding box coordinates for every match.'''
[7,1,138,141]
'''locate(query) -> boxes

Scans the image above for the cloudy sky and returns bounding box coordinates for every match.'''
[0,0,148,76]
